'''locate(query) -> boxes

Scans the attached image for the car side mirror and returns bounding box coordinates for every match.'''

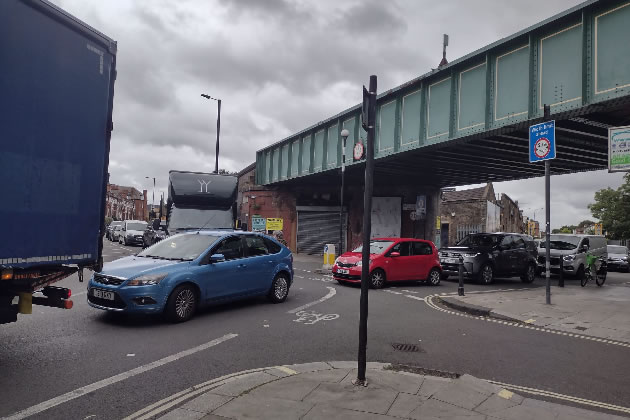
[390,252,400,257]
[209,253,225,263]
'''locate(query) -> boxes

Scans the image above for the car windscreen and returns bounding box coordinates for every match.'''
[607,245,627,254]
[168,207,233,231]
[352,240,395,254]
[456,234,500,247]
[110,221,122,227]
[127,222,147,231]
[540,236,580,250]
[137,235,220,261]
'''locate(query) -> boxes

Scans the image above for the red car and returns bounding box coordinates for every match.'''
[332,238,442,288]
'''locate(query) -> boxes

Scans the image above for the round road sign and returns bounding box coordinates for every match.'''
[353,142,364,160]
[534,137,551,159]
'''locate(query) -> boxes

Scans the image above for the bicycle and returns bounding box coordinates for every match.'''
[581,253,607,287]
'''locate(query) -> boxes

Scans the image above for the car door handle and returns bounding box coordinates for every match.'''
[238,264,247,268]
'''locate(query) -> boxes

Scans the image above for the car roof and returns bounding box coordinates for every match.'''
[372,237,431,242]
[175,230,273,237]
[124,220,147,223]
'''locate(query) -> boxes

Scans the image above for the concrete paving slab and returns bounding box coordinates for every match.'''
[458,374,504,396]
[488,402,559,420]
[297,368,352,383]
[213,394,314,420]
[182,393,233,413]
[474,394,522,415]
[386,392,427,418]
[304,382,399,415]
[303,404,398,420]
[158,407,209,420]
[340,369,424,394]
[248,377,320,401]
[281,361,333,373]
[408,399,477,419]
[210,371,277,397]
[417,376,453,398]
[431,382,491,410]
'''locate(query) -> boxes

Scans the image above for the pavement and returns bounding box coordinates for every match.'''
[441,283,630,343]
[153,361,628,420]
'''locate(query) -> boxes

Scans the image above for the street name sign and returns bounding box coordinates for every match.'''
[609,125,630,172]
[529,120,556,163]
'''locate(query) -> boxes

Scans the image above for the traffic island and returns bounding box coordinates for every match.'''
[123,361,629,419]
[437,285,630,343]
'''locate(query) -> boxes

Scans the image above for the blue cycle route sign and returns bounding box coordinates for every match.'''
[529,120,556,163]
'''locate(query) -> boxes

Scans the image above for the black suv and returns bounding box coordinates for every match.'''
[439,233,538,284]
[142,219,167,248]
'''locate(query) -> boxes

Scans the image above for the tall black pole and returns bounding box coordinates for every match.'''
[215,99,221,174]
[357,75,376,384]
[339,136,346,255]
[544,104,551,305]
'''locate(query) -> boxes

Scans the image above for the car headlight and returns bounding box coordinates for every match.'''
[463,253,480,258]
[563,254,576,262]
[623,257,628,262]
[355,260,362,267]
[126,273,168,286]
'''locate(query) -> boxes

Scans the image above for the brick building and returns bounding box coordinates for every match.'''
[498,193,524,234]
[105,184,148,221]
[439,184,498,248]
[238,163,440,255]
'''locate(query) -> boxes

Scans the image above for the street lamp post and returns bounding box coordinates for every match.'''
[145,176,155,217]
[200,93,221,174]
[339,129,350,255]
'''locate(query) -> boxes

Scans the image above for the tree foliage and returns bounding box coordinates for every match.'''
[588,173,630,239]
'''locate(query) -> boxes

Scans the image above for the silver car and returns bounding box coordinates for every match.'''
[607,245,629,273]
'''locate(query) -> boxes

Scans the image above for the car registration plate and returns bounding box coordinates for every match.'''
[442,258,459,264]
[92,288,114,300]
[337,268,349,274]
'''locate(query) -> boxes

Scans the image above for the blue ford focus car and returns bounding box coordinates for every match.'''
[87,231,293,322]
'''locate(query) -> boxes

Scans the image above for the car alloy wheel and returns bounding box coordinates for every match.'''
[370,269,385,289]
[428,269,441,286]
[268,274,289,303]
[175,289,195,319]
[521,264,536,283]
[480,265,493,285]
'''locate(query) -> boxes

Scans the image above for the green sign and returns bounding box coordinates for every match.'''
[609,125,630,172]
[252,216,266,231]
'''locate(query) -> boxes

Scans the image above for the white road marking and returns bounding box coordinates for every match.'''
[487,379,630,414]
[295,275,305,279]
[287,287,336,314]
[3,333,238,420]
[293,310,339,325]
[384,290,403,295]
[405,295,425,302]
[401,289,418,294]
[127,354,135,357]
[73,291,87,297]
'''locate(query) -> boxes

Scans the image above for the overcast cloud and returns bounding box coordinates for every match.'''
[53,0,626,228]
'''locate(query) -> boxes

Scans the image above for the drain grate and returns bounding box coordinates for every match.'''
[392,343,420,352]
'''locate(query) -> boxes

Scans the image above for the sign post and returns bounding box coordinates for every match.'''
[355,75,377,387]
[529,105,554,305]
[608,126,630,173]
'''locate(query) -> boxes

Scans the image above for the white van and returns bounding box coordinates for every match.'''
[537,234,607,278]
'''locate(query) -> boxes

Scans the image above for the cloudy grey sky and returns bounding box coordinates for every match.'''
[54,0,625,228]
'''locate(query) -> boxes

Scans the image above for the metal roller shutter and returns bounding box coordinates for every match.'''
[297,210,347,255]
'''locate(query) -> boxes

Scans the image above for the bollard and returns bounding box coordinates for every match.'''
[559,256,564,287]
[458,255,465,296]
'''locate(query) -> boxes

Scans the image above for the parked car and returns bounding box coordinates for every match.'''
[143,219,167,248]
[606,245,629,273]
[88,231,293,322]
[537,234,607,278]
[107,221,123,241]
[439,233,537,284]
[111,225,123,242]
[118,220,148,246]
[332,238,442,288]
